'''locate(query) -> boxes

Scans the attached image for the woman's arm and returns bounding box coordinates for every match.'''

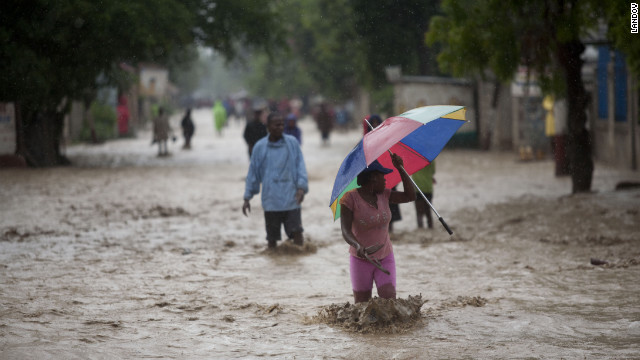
[340,206,366,258]
[389,153,417,204]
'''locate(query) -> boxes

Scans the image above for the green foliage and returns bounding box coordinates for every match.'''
[0,0,287,164]
[245,0,444,103]
[351,0,442,87]
[245,0,361,101]
[427,0,523,82]
[167,45,204,96]
[426,0,636,94]
[604,0,640,75]
[191,0,287,60]
[245,52,315,98]
[370,85,394,116]
[0,0,286,110]
[82,101,117,142]
[0,0,193,108]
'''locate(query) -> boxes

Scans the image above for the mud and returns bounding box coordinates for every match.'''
[311,295,426,334]
[263,240,319,256]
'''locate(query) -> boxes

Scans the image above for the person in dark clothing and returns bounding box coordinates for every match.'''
[284,113,302,144]
[181,108,195,149]
[314,103,334,146]
[243,108,268,157]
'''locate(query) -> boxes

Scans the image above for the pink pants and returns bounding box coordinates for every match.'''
[349,252,396,292]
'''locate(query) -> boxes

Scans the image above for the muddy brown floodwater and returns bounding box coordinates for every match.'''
[1,109,639,359]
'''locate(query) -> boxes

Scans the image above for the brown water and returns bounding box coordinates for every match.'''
[1,109,639,359]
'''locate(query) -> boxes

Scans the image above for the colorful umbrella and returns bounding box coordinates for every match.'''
[329,105,467,230]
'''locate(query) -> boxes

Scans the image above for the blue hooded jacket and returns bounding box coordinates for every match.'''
[244,134,308,211]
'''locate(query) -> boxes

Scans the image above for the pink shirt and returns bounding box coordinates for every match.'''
[340,188,393,260]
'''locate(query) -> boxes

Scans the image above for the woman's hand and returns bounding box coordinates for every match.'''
[391,153,404,169]
[389,153,417,204]
[354,242,367,258]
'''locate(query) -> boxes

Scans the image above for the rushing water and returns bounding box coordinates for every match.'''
[1,109,639,359]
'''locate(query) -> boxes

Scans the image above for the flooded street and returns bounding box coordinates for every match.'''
[1,108,639,359]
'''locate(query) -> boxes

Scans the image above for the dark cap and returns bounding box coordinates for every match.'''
[361,160,393,175]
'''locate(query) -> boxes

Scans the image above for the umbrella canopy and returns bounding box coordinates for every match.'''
[330,105,467,220]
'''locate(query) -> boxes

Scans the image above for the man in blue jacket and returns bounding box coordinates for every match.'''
[242,112,309,248]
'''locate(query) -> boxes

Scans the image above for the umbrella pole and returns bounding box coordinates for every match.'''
[399,165,453,235]
[365,118,453,235]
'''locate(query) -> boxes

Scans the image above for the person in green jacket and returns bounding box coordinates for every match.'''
[411,160,436,229]
[213,100,227,136]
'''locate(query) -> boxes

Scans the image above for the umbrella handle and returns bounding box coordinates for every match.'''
[438,217,453,235]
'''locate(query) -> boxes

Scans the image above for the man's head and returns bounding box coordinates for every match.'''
[267,112,285,140]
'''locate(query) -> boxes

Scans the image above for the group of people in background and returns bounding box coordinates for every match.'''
[151,101,438,305]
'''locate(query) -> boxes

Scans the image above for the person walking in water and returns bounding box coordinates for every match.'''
[411,160,436,229]
[180,108,195,149]
[314,102,334,146]
[152,107,172,156]
[243,106,267,157]
[339,155,416,303]
[242,112,309,248]
[213,100,227,136]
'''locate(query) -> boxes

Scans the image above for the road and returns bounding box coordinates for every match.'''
[1,108,639,359]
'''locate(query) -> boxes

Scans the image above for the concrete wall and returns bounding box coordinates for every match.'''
[139,67,169,98]
[477,80,513,150]
[392,77,477,137]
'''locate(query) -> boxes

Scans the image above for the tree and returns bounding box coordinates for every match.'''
[427,0,637,193]
[245,0,443,112]
[244,0,362,102]
[350,0,442,87]
[0,0,285,166]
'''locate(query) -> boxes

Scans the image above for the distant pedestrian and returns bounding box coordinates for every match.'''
[180,108,195,149]
[117,95,130,137]
[411,161,436,229]
[243,107,268,157]
[152,107,173,156]
[314,103,334,146]
[242,112,309,249]
[213,100,227,136]
[284,113,302,144]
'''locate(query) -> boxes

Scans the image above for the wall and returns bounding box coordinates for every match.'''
[392,76,477,147]
[477,80,513,150]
